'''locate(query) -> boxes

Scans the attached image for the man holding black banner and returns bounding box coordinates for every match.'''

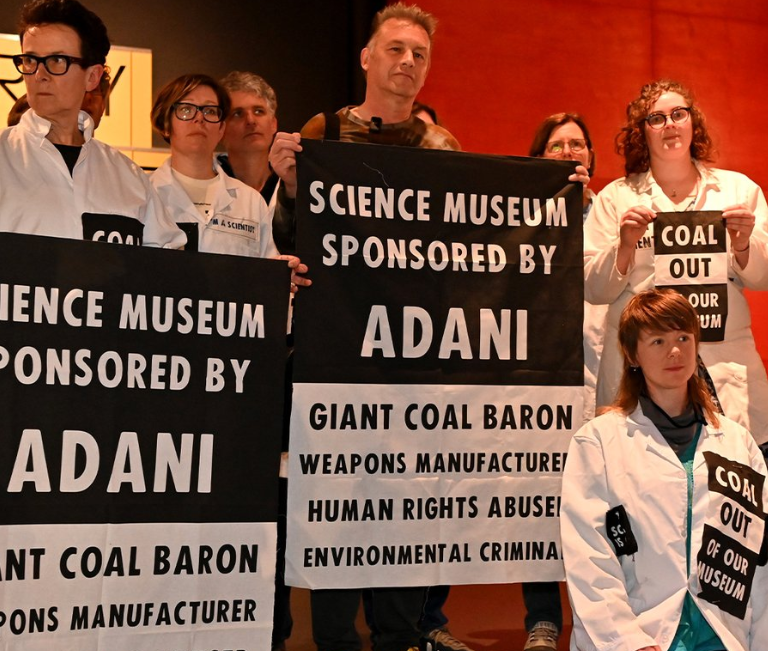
[270,5,466,651]
[0,0,185,248]
[271,5,590,651]
[268,3,460,257]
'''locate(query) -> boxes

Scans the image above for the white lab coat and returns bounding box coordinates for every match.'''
[584,163,768,442]
[0,110,185,248]
[151,157,278,258]
[561,405,768,651]
[583,190,608,422]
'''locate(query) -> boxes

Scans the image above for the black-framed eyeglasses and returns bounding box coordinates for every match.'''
[13,54,85,76]
[173,102,224,123]
[645,106,691,130]
[546,139,587,154]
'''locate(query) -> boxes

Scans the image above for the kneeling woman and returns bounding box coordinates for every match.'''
[561,289,768,651]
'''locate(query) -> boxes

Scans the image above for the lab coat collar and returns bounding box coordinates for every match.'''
[629,159,720,197]
[153,157,237,217]
[18,108,94,143]
[626,402,724,468]
[212,157,239,208]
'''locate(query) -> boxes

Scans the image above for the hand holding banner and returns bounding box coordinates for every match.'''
[654,211,728,341]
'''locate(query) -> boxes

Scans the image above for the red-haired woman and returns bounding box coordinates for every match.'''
[585,80,768,444]
[562,288,768,651]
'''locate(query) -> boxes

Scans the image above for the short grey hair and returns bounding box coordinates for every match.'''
[220,71,277,115]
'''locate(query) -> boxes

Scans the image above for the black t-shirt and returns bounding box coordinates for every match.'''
[54,143,81,176]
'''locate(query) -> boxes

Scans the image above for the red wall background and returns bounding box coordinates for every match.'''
[413,0,768,362]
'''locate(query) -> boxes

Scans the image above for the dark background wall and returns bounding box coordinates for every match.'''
[0,0,384,136]
[3,0,768,361]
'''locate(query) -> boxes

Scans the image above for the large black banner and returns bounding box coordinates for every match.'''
[287,141,583,588]
[0,232,288,650]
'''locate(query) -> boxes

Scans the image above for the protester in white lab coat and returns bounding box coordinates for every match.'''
[1,0,184,248]
[150,73,309,290]
[585,79,768,444]
[561,288,768,651]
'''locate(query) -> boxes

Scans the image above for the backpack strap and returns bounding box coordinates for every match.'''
[323,111,341,140]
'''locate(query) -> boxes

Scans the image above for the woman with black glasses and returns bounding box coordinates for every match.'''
[585,79,768,446]
[0,0,184,248]
[150,73,283,259]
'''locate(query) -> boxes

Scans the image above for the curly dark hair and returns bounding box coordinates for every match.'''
[616,80,715,176]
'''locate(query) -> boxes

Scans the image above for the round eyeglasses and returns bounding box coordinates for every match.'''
[173,102,224,123]
[546,139,586,154]
[13,54,85,76]
[645,106,691,130]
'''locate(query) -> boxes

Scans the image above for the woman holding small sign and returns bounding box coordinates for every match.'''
[585,79,768,446]
[561,288,768,651]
